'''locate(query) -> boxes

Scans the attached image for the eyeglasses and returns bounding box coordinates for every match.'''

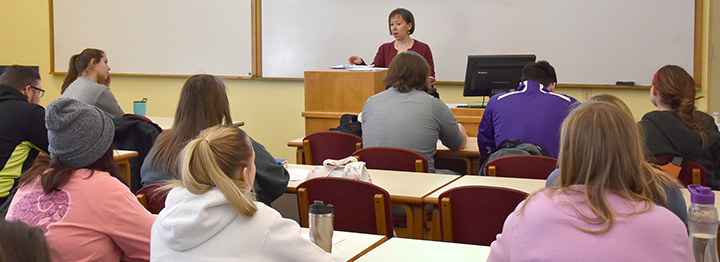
[30,86,45,98]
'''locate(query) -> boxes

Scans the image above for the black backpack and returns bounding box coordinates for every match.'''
[329,114,362,137]
[479,139,549,176]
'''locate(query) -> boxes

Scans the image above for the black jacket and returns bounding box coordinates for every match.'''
[639,110,720,189]
[113,114,162,193]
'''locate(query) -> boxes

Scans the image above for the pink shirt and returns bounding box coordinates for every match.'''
[487,186,693,262]
[7,169,155,262]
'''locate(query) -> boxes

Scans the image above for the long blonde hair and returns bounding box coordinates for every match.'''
[173,125,257,217]
[530,101,677,234]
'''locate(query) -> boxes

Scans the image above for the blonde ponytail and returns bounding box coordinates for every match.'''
[178,125,257,217]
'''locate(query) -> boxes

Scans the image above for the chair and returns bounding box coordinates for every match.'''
[136,183,169,214]
[296,177,393,238]
[439,185,528,245]
[650,155,706,186]
[352,146,428,173]
[485,155,557,179]
[302,131,362,165]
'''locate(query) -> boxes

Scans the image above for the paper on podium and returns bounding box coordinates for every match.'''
[329,64,384,71]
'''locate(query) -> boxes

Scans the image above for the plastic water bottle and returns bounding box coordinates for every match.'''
[688,185,719,262]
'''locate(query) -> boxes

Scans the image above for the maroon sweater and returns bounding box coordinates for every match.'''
[369,39,435,76]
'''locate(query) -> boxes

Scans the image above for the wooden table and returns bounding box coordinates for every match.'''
[287,137,482,175]
[113,150,138,188]
[424,175,546,205]
[146,116,244,131]
[287,164,460,239]
[300,228,387,261]
[354,237,490,262]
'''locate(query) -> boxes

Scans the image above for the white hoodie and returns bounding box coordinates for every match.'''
[150,187,342,262]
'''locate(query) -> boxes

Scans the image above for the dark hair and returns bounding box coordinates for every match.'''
[388,8,415,35]
[383,51,431,93]
[19,145,122,194]
[653,65,709,145]
[61,48,105,93]
[0,65,41,91]
[150,74,233,177]
[0,220,52,262]
[521,60,557,87]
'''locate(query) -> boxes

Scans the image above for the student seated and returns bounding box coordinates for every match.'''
[488,101,693,262]
[6,98,154,262]
[151,125,342,261]
[140,74,289,205]
[0,220,51,262]
[639,65,720,189]
[60,48,124,118]
[545,94,688,222]
[361,51,467,173]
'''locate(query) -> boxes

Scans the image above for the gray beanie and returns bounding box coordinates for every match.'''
[46,98,114,168]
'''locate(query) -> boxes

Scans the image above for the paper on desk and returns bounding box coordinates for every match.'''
[301,233,345,245]
[330,64,372,69]
[289,168,310,181]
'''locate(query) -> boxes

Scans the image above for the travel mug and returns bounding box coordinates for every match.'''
[309,200,334,253]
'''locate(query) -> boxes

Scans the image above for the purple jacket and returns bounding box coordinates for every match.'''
[477,81,577,158]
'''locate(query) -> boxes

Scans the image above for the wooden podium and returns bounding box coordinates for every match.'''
[303,69,387,135]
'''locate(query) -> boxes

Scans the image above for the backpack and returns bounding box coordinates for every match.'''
[479,139,549,176]
[329,114,362,137]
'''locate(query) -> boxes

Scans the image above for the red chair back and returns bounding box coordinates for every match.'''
[136,183,168,214]
[353,146,429,173]
[303,131,362,165]
[485,155,557,179]
[439,185,528,245]
[650,155,707,186]
[296,177,393,238]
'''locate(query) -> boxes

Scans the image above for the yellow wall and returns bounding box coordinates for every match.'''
[0,0,713,161]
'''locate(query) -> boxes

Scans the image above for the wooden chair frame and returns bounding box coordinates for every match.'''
[297,187,389,236]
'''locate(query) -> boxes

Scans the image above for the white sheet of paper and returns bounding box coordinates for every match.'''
[289,168,310,181]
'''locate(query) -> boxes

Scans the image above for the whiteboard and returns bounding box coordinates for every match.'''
[53,0,252,77]
[262,0,695,86]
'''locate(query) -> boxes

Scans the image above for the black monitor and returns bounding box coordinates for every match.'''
[463,55,536,97]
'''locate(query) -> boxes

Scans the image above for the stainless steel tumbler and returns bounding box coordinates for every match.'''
[309,200,334,253]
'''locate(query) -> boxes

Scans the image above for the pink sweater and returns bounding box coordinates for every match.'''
[487,186,693,262]
[7,169,155,262]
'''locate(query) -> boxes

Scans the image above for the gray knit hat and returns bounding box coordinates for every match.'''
[46,98,114,168]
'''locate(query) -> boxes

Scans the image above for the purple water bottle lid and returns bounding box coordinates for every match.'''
[688,185,715,205]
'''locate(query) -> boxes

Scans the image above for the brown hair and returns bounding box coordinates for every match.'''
[588,94,632,117]
[150,74,232,178]
[0,65,41,91]
[0,220,52,262]
[526,101,677,234]
[19,146,122,194]
[61,48,105,93]
[166,125,257,217]
[653,65,708,145]
[388,8,415,35]
[383,51,431,93]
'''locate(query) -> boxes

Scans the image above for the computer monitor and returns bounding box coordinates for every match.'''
[463,55,536,97]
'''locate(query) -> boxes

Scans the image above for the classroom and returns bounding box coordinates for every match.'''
[1,0,720,261]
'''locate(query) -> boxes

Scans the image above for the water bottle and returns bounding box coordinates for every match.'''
[688,185,719,262]
[309,200,334,253]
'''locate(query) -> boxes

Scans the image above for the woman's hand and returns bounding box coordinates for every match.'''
[348,56,364,65]
[102,74,111,87]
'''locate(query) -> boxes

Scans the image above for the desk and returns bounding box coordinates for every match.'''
[113,150,138,188]
[355,237,490,262]
[146,116,245,131]
[300,228,387,261]
[287,137,482,175]
[287,164,460,239]
[425,175,545,205]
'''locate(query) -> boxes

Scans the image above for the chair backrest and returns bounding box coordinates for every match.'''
[439,185,528,245]
[296,177,393,238]
[485,155,557,179]
[352,146,429,173]
[136,183,169,214]
[650,155,707,186]
[303,131,362,165]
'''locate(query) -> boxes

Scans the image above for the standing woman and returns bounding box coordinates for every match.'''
[140,74,289,205]
[61,48,124,118]
[488,102,693,261]
[639,65,720,189]
[6,98,154,262]
[151,125,341,261]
